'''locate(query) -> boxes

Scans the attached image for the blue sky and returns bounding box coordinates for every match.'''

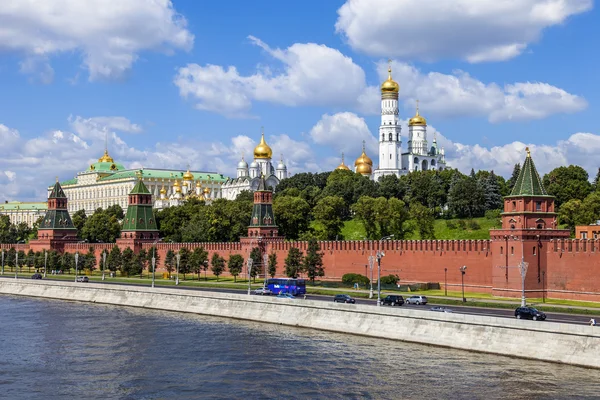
[0,0,599,201]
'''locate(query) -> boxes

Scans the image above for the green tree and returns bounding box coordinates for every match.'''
[249,247,262,281]
[80,208,121,243]
[484,171,504,211]
[136,248,148,278]
[543,165,592,207]
[313,196,346,240]
[377,174,408,200]
[387,197,412,239]
[284,247,303,279]
[107,246,122,274]
[6,247,16,268]
[593,168,600,192]
[31,216,45,239]
[211,252,225,281]
[506,163,521,192]
[0,215,15,244]
[272,195,311,239]
[447,174,485,218]
[85,246,97,273]
[46,250,60,273]
[228,254,244,282]
[558,199,585,234]
[352,196,378,239]
[191,247,208,280]
[62,252,74,273]
[303,239,324,284]
[105,204,124,220]
[178,247,191,280]
[268,253,278,278]
[121,247,135,276]
[409,202,436,239]
[72,209,87,236]
[146,247,161,278]
[164,249,175,278]
[26,249,35,272]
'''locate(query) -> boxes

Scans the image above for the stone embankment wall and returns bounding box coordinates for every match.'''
[1,280,599,369]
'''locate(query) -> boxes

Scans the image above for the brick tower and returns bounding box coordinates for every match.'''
[490,148,569,298]
[30,178,78,252]
[247,175,279,238]
[116,171,159,252]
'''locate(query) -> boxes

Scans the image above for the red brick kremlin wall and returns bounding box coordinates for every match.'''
[5,238,600,302]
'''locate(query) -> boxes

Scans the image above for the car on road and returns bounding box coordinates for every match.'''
[253,287,273,295]
[276,292,296,299]
[405,295,428,305]
[76,276,89,283]
[333,294,356,304]
[515,306,546,321]
[381,295,404,306]
[430,306,453,313]
[31,273,43,279]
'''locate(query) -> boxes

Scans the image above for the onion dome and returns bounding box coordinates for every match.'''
[98,149,114,163]
[160,186,167,195]
[254,129,273,159]
[381,64,399,94]
[196,180,201,188]
[238,156,248,169]
[354,141,373,166]
[277,155,286,170]
[336,153,350,171]
[250,160,259,169]
[183,167,194,181]
[408,100,427,126]
[173,180,182,193]
[356,162,372,176]
[203,186,210,194]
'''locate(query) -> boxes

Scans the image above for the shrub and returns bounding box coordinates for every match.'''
[467,220,481,230]
[446,220,457,230]
[380,274,400,285]
[485,209,502,220]
[457,220,467,230]
[341,273,370,286]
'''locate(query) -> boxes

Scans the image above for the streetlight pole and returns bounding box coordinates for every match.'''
[175,253,180,285]
[247,258,253,295]
[368,255,374,299]
[102,251,107,281]
[518,256,529,307]
[460,265,467,302]
[43,250,47,278]
[263,253,268,289]
[444,267,447,296]
[151,239,161,288]
[542,271,546,303]
[75,252,79,282]
[15,249,18,279]
[1,249,4,275]
[375,235,394,306]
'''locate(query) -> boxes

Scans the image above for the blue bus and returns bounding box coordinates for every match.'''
[266,278,306,295]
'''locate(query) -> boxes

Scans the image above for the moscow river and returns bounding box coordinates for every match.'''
[1,295,599,400]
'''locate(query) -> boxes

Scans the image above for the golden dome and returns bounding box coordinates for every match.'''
[203,186,210,194]
[354,142,373,167]
[381,64,399,94]
[173,180,180,187]
[336,152,351,171]
[254,129,273,159]
[98,149,114,163]
[196,180,201,188]
[408,100,427,126]
[160,186,167,195]
[175,185,182,193]
[183,168,194,181]
[356,162,372,175]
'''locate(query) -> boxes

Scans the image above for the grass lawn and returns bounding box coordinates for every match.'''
[341,217,501,240]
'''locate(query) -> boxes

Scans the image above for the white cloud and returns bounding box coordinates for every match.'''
[335,0,592,62]
[18,57,54,84]
[309,112,378,155]
[174,36,369,117]
[0,0,194,80]
[368,61,587,122]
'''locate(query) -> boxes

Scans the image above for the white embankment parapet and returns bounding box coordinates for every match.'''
[1,279,599,369]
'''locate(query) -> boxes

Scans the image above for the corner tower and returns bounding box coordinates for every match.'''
[373,61,402,180]
[247,175,279,238]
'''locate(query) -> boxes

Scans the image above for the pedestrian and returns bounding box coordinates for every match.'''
[590,318,596,326]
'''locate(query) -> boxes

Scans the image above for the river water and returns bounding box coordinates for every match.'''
[0,295,598,400]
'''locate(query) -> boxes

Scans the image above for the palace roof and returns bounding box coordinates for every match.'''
[0,201,47,211]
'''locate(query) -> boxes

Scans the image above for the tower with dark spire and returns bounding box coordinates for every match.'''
[247,174,279,238]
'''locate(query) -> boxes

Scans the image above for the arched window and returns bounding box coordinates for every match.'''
[511,246,514,255]
[532,246,536,256]
[500,246,503,255]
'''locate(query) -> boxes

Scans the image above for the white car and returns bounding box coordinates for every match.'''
[405,295,428,305]
[253,287,273,295]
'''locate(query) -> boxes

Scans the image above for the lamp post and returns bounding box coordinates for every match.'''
[368,255,375,299]
[15,250,18,279]
[444,267,447,297]
[541,270,546,303]
[376,235,394,306]
[74,252,79,282]
[151,239,162,288]
[1,249,4,275]
[175,253,180,285]
[43,250,47,278]
[102,251,107,281]
[460,265,467,302]
[247,258,253,295]
[518,256,529,307]
[263,253,268,289]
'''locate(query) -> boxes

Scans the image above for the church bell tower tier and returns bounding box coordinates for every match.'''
[374,61,402,180]
[247,175,279,239]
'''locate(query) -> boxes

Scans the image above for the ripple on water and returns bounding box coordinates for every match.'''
[0,295,599,400]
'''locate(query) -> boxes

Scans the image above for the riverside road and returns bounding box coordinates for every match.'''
[3,275,596,326]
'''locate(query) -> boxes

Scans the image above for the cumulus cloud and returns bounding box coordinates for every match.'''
[309,112,378,155]
[174,36,369,117]
[335,0,592,62]
[364,61,587,122]
[0,0,194,80]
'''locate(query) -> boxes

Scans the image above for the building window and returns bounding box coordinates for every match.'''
[581,232,588,239]
[536,201,542,211]
[500,246,503,255]
[533,246,536,256]
[511,246,514,255]
[512,201,517,211]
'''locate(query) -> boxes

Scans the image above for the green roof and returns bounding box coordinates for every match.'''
[49,181,67,199]
[87,161,126,172]
[0,202,47,211]
[130,179,150,195]
[98,168,228,183]
[60,178,78,186]
[509,150,548,197]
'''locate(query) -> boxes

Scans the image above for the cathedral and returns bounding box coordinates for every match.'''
[342,63,448,179]
[221,129,287,200]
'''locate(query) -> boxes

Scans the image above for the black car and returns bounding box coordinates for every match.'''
[515,307,546,321]
[31,273,43,279]
[381,295,404,306]
[334,294,356,304]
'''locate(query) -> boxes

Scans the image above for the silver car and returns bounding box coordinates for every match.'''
[405,295,428,305]
[253,287,272,295]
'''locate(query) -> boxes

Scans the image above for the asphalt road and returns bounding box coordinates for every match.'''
[3,276,597,326]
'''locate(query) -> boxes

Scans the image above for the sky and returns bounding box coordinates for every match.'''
[1,0,599,201]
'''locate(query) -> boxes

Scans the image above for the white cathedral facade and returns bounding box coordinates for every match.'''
[221,130,287,200]
[348,64,447,180]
